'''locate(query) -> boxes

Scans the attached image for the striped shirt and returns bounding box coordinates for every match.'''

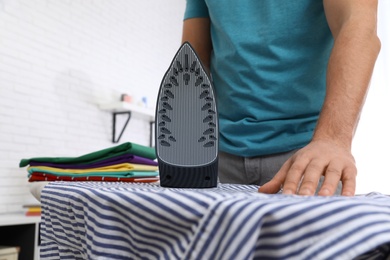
[40,182,390,260]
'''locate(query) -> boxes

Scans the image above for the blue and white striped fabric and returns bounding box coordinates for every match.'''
[39,182,390,260]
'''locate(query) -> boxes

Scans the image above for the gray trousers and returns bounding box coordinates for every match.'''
[218,150,342,195]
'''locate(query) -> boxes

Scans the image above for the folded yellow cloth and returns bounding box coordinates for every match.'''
[28,163,158,175]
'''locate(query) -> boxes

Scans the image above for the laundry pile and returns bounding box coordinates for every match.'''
[19,142,159,183]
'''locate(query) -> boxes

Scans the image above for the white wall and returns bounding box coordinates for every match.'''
[353,0,390,195]
[0,1,388,214]
[0,0,185,213]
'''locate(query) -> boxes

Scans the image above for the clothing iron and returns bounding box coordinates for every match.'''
[155,42,219,188]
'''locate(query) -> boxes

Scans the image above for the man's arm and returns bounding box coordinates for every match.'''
[259,0,381,196]
[182,17,212,70]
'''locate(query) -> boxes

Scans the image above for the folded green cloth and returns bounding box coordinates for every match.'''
[19,142,156,168]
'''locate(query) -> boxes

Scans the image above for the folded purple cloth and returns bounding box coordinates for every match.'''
[28,154,158,169]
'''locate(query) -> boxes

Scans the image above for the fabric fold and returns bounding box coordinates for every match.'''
[28,154,158,168]
[21,142,159,184]
[19,142,156,168]
[27,163,158,176]
[29,172,159,183]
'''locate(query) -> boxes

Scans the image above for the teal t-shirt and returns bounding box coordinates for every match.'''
[184,0,333,157]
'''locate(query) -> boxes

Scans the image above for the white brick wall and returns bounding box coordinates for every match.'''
[0,0,185,213]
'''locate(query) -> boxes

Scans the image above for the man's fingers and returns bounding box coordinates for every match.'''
[317,162,343,196]
[341,166,357,196]
[281,157,310,195]
[297,159,326,196]
[258,142,356,197]
[258,159,291,194]
[257,178,282,194]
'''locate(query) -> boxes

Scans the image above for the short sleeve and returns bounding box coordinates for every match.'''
[184,0,209,20]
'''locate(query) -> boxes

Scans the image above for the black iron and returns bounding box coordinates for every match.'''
[155,42,219,188]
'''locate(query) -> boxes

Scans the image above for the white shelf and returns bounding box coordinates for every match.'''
[99,101,155,120]
[98,101,156,144]
[0,213,41,260]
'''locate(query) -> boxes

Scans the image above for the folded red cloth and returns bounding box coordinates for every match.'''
[29,172,159,183]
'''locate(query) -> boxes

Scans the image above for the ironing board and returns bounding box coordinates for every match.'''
[38,181,390,259]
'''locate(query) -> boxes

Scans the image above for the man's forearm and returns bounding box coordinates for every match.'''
[313,17,381,150]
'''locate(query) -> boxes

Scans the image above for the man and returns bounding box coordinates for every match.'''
[181,0,380,196]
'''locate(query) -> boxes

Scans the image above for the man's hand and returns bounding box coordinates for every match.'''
[258,0,379,197]
[258,140,356,196]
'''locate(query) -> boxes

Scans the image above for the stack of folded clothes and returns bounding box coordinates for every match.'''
[19,142,159,183]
